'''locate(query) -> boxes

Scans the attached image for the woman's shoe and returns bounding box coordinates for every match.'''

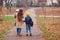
[26,34,28,36]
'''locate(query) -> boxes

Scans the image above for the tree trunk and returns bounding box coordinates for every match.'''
[0,6,2,14]
[0,6,3,21]
[0,0,3,21]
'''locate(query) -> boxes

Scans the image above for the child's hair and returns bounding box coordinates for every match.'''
[17,9,23,22]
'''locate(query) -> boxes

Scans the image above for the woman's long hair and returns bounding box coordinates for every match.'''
[17,9,23,22]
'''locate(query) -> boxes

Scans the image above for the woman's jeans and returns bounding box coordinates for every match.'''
[17,28,21,34]
[26,24,31,33]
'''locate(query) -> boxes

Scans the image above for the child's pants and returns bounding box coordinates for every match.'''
[26,24,31,33]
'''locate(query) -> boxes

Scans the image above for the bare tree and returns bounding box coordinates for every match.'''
[0,0,3,21]
[0,0,3,13]
[5,0,12,15]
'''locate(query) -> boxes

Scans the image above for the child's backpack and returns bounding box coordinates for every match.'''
[30,21,33,27]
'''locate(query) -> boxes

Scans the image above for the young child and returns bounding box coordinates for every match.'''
[24,12,33,36]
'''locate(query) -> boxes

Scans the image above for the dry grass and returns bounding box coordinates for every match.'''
[0,21,14,40]
[35,7,60,16]
[0,16,14,40]
[35,7,60,40]
[36,16,60,40]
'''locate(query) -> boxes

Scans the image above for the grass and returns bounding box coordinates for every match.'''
[0,30,9,40]
[0,16,14,24]
[2,16,14,21]
[0,16,14,40]
[36,16,59,40]
[0,22,3,24]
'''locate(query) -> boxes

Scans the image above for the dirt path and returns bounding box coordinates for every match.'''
[4,8,45,40]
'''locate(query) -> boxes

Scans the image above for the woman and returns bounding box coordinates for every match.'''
[15,9,24,36]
